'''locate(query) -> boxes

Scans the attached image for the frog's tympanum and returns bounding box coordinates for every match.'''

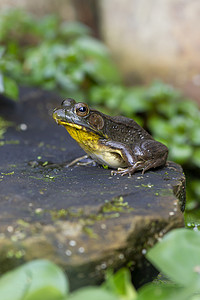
[53,98,168,176]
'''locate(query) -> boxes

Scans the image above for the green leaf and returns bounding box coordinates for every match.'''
[0,73,4,93]
[168,143,193,164]
[148,117,174,140]
[191,294,200,300]
[0,259,69,300]
[190,127,200,146]
[184,208,200,229]
[74,37,109,58]
[60,21,91,38]
[36,15,59,39]
[0,46,5,58]
[146,229,200,289]
[190,180,200,199]
[2,75,19,100]
[137,283,194,300]
[146,81,181,102]
[0,265,28,300]
[86,59,121,83]
[178,100,200,117]
[191,149,200,168]
[68,287,118,300]
[103,268,137,300]
[120,88,151,114]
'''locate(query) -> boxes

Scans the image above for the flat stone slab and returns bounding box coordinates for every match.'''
[0,88,186,290]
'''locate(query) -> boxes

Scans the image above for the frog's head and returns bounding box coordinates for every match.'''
[53,98,105,138]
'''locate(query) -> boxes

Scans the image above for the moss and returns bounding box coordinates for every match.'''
[7,249,25,259]
[1,171,14,176]
[50,208,84,220]
[0,171,15,181]
[83,226,98,239]
[28,174,58,182]
[100,196,134,213]
[50,196,133,223]
[0,140,19,146]
[49,196,133,237]
[141,183,154,188]
[0,117,13,139]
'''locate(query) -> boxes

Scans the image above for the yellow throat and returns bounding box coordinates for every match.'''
[61,122,100,151]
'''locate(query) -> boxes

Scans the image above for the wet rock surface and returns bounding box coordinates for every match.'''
[0,88,186,290]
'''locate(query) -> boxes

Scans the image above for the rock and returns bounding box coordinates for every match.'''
[99,0,200,104]
[0,88,186,290]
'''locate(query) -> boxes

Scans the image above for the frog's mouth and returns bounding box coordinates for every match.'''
[57,120,84,131]
[53,110,104,137]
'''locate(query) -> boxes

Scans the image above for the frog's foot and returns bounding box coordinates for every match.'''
[67,155,90,167]
[113,154,168,177]
[141,155,168,175]
[111,161,143,177]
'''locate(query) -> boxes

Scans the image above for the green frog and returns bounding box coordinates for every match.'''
[53,98,168,176]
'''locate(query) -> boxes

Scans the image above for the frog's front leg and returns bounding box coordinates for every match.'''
[100,140,140,176]
[66,155,95,167]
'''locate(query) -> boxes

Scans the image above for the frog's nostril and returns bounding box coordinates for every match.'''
[53,108,65,119]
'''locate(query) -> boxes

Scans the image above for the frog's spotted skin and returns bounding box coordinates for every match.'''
[53,98,168,176]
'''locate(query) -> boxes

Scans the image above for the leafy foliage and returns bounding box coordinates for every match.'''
[0,46,19,100]
[0,9,120,100]
[0,260,68,300]
[140,228,200,300]
[0,229,200,299]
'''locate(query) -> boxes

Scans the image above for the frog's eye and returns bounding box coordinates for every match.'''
[75,103,89,117]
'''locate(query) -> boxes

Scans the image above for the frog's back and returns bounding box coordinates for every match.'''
[102,114,153,145]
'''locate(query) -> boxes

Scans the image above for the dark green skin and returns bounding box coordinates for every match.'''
[53,98,168,176]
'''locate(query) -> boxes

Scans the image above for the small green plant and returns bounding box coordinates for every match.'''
[0,9,120,100]
[0,229,200,300]
[139,228,200,300]
[0,260,68,300]
[0,46,19,100]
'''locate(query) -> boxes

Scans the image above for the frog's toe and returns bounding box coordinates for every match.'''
[111,169,122,176]
[111,169,119,176]
[111,168,132,177]
[118,168,132,177]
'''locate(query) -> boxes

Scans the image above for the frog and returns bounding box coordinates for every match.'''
[53,98,168,176]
